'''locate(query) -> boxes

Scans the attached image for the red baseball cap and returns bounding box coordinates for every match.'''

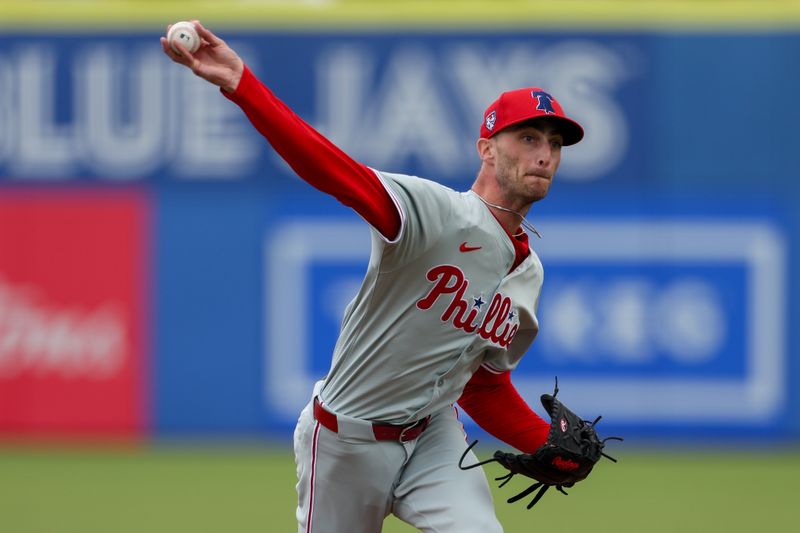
[479,88,584,146]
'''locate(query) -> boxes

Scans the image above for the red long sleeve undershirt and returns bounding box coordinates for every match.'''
[223,66,401,240]
[458,366,550,452]
[224,65,546,451]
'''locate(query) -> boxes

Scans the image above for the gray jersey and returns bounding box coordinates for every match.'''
[320,171,544,424]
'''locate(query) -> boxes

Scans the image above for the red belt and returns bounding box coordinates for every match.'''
[313,397,430,442]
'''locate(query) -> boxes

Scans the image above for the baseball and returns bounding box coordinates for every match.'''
[167,21,200,55]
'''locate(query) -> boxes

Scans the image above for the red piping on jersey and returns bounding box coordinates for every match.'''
[484,209,531,272]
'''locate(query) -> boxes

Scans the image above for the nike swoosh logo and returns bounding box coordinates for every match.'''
[459,242,482,252]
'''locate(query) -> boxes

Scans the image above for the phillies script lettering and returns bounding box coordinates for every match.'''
[416,265,517,348]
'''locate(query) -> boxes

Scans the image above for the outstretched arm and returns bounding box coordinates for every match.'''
[160,21,401,240]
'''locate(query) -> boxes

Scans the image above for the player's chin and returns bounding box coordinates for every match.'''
[526,183,551,203]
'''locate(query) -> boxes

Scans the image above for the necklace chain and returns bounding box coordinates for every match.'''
[472,192,542,239]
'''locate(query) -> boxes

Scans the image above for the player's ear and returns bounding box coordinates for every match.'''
[476,137,495,164]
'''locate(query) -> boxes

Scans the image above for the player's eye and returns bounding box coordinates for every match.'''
[550,140,563,150]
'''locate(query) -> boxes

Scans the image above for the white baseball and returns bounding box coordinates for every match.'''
[167,21,200,55]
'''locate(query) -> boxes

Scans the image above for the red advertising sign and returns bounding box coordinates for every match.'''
[0,189,149,438]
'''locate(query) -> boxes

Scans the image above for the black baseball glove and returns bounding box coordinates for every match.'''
[459,378,622,509]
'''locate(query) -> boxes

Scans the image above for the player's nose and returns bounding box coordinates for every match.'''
[535,149,551,168]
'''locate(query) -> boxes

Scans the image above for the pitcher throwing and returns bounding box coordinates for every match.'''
[162,21,588,532]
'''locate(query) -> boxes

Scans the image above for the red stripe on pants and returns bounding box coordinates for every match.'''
[306,422,320,532]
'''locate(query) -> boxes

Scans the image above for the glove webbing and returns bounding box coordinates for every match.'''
[458,441,570,509]
[458,378,623,510]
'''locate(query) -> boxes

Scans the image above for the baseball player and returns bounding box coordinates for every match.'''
[162,21,584,533]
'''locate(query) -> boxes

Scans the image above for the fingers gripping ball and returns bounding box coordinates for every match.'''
[167,21,200,55]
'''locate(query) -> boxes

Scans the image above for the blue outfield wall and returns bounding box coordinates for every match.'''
[0,29,797,442]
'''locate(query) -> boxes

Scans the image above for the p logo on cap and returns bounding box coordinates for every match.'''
[531,90,557,114]
[479,87,584,146]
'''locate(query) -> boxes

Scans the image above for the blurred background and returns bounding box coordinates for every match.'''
[0,1,798,531]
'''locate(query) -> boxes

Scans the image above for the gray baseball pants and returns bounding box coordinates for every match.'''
[293,390,503,532]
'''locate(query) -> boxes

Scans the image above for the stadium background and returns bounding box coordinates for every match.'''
[1,0,798,531]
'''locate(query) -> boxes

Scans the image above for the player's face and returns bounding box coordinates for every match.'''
[491,121,563,205]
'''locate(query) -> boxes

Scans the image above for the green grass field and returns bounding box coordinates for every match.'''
[1,444,797,532]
